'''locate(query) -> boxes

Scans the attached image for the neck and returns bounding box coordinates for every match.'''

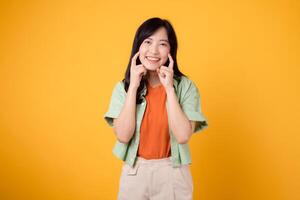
[146,70,160,86]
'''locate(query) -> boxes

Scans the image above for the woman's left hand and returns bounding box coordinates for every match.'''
[157,53,174,92]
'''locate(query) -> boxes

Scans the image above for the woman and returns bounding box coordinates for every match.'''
[104,17,208,200]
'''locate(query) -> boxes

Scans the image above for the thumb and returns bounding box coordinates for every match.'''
[157,68,163,79]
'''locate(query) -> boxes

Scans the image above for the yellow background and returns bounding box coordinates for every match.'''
[0,0,299,199]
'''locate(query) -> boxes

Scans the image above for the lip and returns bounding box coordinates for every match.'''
[146,56,161,62]
[146,57,160,64]
[146,56,160,59]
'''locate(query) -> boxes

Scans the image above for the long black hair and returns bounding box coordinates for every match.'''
[122,17,187,104]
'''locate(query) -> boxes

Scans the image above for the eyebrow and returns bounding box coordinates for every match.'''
[147,37,169,43]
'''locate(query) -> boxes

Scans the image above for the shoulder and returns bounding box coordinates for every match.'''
[176,76,201,102]
[116,80,124,87]
[110,80,127,101]
[177,76,198,91]
[113,80,125,92]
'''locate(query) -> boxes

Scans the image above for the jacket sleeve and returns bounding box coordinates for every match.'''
[103,81,126,127]
[180,80,208,133]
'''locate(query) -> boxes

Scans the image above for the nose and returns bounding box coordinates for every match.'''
[149,43,159,54]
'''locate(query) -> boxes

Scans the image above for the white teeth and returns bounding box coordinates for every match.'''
[146,57,160,61]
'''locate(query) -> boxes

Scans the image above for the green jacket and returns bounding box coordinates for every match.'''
[104,75,208,168]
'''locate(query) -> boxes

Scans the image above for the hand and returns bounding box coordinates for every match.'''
[130,52,147,89]
[156,53,174,92]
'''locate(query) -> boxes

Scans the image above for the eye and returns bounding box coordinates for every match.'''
[160,43,167,46]
[144,40,151,44]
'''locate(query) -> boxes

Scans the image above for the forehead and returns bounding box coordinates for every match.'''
[147,27,169,41]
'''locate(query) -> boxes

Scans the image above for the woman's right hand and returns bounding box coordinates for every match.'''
[130,52,147,89]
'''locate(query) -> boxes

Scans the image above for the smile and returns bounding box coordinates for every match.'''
[146,56,160,63]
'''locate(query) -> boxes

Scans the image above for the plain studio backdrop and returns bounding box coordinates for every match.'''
[0,0,299,199]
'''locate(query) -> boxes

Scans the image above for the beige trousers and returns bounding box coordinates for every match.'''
[117,156,194,200]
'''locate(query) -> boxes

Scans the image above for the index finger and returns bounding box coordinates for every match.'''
[131,51,140,66]
[168,53,174,69]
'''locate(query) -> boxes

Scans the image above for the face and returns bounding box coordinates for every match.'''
[139,27,171,71]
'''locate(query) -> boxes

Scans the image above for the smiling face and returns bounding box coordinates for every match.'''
[139,27,171,71]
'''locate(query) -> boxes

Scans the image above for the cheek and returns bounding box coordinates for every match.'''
[139,44,147,52]
[160,50,169,61]
[139,46,147,57]
[160,47,170,57]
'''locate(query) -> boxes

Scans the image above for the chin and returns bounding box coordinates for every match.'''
[140,60,159,70]
[141,56,167,69]
[145,64,160,71]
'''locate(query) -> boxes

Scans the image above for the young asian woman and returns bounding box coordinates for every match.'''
[104,17,208,200]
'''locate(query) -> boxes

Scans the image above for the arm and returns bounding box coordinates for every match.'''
[113,86,138,143]
[166,87,195,144]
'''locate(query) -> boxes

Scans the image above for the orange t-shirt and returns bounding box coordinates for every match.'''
[137,81,171,159]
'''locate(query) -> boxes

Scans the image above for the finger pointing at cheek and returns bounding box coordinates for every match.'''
[168,53,174,70]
